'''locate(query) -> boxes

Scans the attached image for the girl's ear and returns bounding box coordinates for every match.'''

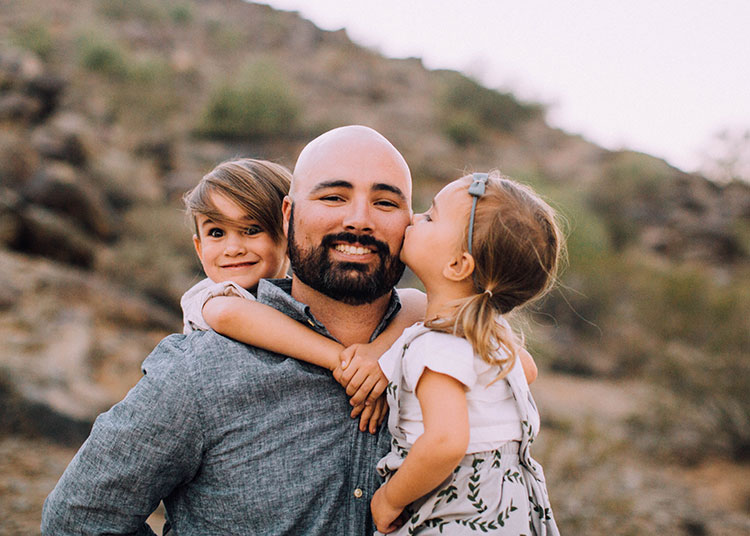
[443,251,475,282]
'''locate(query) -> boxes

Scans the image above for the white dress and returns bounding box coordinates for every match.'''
[376,323,559,535]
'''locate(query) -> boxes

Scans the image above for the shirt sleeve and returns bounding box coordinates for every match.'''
[401,332,477,391]
[41,335,205,535]
[181,279,255,334]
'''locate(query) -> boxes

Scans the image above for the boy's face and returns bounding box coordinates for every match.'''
[193,192,289,290]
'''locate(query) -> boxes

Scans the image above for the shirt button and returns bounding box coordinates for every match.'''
[353,488,363,498]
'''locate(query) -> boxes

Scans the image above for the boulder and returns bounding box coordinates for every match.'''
[13,205,96,268]
[31,112,95,166]
[22,162,118,240]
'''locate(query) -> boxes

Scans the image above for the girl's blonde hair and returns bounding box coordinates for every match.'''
[183,158,291,243]
[426,171,563,380]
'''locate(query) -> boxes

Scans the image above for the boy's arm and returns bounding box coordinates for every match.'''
[202,296,342,371]
[367,288,426,358]
[333,288,426,401]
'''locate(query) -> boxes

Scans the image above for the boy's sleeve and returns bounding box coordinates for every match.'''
[181,279,255,333]
[41,335,205,535]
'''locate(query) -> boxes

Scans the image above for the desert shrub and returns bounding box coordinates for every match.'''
[77,33,129,78]
[588,151,674,249]
[436,72,543,144]
[11,21,54,61]
[442,111,482,146]
[195,61,300,140]
[169,2,193,24]
[636,344,750,463]
[96,0,165,22]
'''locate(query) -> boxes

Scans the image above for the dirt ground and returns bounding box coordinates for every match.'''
[2,373,749,535]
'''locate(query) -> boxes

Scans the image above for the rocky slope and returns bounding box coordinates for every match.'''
[1,0,749,534]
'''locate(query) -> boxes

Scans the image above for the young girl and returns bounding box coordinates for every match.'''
[371,172,561,535]
[181,158,426,432]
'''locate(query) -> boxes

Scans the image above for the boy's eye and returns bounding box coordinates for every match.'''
[320,194,345,202]
[244,225,263,236]
[207,228,224,238]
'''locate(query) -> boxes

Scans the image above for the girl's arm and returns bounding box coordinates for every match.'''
[202,296,342,371]
[370,370,469,533]
[519,347,538,384]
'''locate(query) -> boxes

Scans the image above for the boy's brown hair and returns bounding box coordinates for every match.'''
[184,159,291,243]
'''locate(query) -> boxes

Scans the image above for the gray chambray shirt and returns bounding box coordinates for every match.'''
[41,279,396,535]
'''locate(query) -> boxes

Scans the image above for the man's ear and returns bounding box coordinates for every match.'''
[282,196,292,237]
[193,234,203,261]
[442,251,475,282]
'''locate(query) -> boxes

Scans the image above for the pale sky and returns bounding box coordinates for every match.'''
[262,0,750,174]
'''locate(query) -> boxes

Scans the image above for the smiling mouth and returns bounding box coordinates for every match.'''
[221,261,257,268]
[333,244,373,256]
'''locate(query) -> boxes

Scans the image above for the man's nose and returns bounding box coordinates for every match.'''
[342,198,374,233]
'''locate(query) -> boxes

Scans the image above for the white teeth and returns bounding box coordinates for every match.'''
[334,244,370,255]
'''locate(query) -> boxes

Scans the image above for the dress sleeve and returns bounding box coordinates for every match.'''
[41,335,205,535]
[401,332,477,391]
[181,279,255,333]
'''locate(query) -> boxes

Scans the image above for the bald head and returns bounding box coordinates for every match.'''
[290,125,412,204]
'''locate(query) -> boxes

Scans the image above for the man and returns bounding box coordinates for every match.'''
[42,125,413,535]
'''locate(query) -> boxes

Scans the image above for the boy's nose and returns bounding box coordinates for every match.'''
[224,234,246,255]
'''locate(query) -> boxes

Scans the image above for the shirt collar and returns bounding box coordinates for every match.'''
[257,278,402,343]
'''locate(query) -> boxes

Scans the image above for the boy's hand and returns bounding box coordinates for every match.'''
[351,395,387,434]
[332,344,388,407]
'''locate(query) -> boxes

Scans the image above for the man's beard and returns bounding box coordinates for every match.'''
[287,205,405,305]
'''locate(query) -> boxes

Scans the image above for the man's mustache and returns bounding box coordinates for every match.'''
[320,232,391,257]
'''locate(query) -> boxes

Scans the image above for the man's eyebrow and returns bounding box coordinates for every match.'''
[310,180,353,193]
[372,183,407,201]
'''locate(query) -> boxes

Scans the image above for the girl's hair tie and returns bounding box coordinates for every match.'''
[484,289,493,297]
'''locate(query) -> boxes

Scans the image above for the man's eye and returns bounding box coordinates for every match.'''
[375,200,399,209]
[244,225,263,236]
[320,195,344,202]
[423,214,432,222]
[207,228,224,238]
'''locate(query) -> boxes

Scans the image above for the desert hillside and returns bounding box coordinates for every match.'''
[1,0,749,534]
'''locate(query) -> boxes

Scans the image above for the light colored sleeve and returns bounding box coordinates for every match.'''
[180,279,255,334]
[402,332,477,391]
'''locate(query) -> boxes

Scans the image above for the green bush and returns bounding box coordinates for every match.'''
[169,2,193,24]
[97,0,165,22]
[11,21,54,61]
[587,151,674,249]
[436,73,543,144]
[195,62,300,140]
[77,34,129,78]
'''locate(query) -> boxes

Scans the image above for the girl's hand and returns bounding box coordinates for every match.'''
[352,395,388,434]
[333,344,388,407]
[371,484,404,534]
